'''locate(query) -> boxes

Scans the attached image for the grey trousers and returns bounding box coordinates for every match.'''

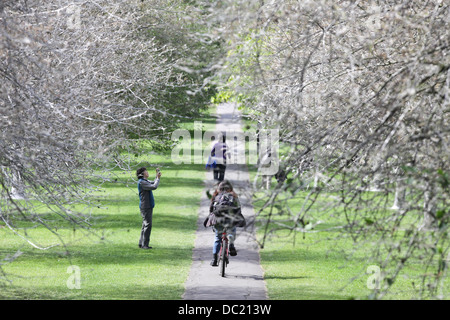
[139,208,153,247]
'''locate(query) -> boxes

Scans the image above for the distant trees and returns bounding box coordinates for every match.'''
[207,0,449,299]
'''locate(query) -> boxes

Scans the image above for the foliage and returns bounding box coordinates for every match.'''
[0,0,221,281]
[206,0,450,299]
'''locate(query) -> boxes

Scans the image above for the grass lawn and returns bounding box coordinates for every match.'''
[251,178,445,300]
[2,104,443,300]
[240,115,438,300]
[257,225,439,300]
[0,108,217,300]
[0,156,203,299]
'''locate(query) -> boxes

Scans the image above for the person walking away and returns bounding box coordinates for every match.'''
[211,134,228,182]
[136,167,161,249]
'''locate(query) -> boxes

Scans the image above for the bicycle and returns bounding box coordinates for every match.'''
[218,227,230,277]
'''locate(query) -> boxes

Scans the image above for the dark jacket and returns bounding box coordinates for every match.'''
[211,142,227,166]
[138,178,160,209]
[204,192,246,228]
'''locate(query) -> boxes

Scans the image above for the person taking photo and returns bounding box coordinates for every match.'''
[136,167,161,249]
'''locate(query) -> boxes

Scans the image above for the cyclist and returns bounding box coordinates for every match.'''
[204,180,246,267]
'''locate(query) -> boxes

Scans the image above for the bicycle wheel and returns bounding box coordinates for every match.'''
[220,239,227,277]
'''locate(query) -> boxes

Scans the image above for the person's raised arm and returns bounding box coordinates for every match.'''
[140,168,161,190]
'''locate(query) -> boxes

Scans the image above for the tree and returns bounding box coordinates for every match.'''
[207,0,449,299]
[0,0,219,270]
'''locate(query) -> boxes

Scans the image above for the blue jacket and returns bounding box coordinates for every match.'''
[138,178,160,209]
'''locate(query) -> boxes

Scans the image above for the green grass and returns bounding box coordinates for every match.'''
[257,225,440,300]
[260,235,365,300]
[2,104,444,300]
[240,110,441,300]
[252,184,448,300]
[0,157,204,299]
[0,107,217,300]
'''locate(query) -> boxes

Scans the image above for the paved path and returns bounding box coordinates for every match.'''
[183,103,268,300]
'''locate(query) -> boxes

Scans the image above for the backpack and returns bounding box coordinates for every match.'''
[213,192,235,217]
[203,192,246,228]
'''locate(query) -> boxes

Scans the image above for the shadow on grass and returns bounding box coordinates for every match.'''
[268,285,347,300]
[89,213,198,232]
[4,242,194,267]
[0,282,186,300]
[98,175,205,191]
[264,275,309,280]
